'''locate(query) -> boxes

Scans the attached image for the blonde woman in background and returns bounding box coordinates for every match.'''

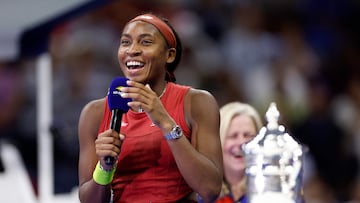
[215,102,263,203]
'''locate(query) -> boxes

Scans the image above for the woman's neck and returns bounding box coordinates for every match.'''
[158,82,168,99]
[230,181,246,201]
[150,80,168,98]
[225,170,246,200]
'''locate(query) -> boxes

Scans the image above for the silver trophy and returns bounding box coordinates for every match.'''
[242,102,305,203]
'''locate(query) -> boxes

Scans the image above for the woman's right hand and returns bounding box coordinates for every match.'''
[95,129,125,170]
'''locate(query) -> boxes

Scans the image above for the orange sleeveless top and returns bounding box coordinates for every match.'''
[98,82,193,203]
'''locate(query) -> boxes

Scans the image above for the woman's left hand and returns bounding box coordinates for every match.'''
[121,80,175,131]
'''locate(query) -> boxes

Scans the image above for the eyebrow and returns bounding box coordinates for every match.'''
[121,33,154,39]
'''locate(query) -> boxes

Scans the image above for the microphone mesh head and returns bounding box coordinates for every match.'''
[107,77,131,112]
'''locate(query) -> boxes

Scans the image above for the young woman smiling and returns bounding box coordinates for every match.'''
[77,13,223,203]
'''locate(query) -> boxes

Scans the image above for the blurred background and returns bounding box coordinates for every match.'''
[1,0,360,202]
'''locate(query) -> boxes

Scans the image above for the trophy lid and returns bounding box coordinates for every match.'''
[243,102,302,157]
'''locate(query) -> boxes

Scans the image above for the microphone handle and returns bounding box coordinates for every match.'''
[105,109,123,166]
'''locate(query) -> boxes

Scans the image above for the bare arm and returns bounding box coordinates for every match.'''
[78,98,118,203]
[167,89,223,203]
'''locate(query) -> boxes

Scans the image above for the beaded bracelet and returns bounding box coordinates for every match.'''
[92,161,116,185]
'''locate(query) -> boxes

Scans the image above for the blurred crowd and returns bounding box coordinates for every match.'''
[1,0,360,202]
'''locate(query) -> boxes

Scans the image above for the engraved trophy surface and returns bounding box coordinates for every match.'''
[242,102,305,203]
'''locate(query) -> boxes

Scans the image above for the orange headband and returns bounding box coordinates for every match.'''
[129,14,177,48]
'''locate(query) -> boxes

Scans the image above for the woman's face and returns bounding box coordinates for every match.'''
[223,114,257,174]
[117,21,174,83]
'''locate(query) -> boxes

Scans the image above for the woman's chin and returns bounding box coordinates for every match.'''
[231,159,245,170]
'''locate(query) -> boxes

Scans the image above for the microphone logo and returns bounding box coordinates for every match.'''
[108,86,125,97]
[108,77,131,112]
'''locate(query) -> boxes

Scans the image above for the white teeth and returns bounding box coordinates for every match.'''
[232,148,244,157]
[126,61,143,66]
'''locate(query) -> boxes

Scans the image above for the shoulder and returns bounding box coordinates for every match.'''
[185,87,219,119]
[79,97,107,135]
[187,88,218,107]
[81,97,106,117]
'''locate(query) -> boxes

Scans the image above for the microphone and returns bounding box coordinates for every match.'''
[105,77,131,165]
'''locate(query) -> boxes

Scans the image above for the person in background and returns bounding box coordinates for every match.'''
[216,102,263,203]
[77,12,223,203]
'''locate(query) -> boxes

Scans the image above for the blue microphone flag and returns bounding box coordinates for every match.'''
[107,77,131,112]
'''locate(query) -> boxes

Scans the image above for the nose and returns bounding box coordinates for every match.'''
[126,43,141,55]
[235,135,248,145]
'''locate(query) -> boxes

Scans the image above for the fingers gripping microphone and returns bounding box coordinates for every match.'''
[105,77,131,165]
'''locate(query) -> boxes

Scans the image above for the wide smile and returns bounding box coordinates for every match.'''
[125,60,145,75]
[126,60,144,70]
[231,146,244,159]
